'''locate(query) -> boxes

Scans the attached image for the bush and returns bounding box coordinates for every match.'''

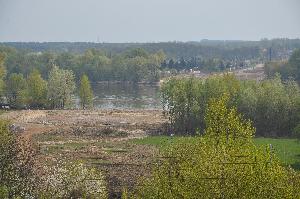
[37,160,107,199]
[0,120,37,198]
[0,186,8,198]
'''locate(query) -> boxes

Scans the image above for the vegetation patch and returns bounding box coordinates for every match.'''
[133,136,300,170]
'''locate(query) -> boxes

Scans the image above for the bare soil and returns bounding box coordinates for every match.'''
[0,109,167,198]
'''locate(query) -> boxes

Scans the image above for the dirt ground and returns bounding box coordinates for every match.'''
[0,109,167,198]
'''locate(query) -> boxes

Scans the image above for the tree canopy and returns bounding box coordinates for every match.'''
[47,66,75,109]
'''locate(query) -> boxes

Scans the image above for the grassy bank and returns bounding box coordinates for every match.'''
[133,136,300,170]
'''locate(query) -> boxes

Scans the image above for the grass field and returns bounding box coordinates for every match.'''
[133,136,300,170]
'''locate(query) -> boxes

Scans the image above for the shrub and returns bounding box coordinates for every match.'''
[0,120,37,198]
[37,160,107,199]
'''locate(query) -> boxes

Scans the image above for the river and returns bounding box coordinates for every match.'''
[75,82,161,109]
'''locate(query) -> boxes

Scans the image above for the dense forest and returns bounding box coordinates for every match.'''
[0,46,165,83]
[2,38,300,59]
[0,39,300,84]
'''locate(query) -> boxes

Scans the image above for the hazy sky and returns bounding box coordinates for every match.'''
[0,0,299,42]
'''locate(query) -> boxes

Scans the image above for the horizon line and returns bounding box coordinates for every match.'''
[1,37,300,44]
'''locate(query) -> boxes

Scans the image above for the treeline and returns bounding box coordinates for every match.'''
[2,38,300,59]
[161,74,300,137]
[265,49,300,84]
[1,41,299,83]
[0,46,165,83]
[161,57,250,72]
[0,54,93,109]
[0,41,262,59]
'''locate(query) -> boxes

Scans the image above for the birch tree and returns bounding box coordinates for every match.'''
[47,66,75,109]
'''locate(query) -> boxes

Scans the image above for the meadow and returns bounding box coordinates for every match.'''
[133,136,300,170]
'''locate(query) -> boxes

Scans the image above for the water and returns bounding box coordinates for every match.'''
[77,83,162,109]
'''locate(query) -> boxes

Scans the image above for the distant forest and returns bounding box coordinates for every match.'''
[0,38,300,82]
[2,38,300,58]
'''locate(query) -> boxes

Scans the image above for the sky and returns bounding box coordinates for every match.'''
[0,0,299,42]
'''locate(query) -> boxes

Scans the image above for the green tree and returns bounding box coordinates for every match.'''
[47,65,75,109]
[6,73,28,108]
[288,49,300,82]
[162,74,300,137]
[161,74,241,135]
[0,53,6,100]
[27,69,47,108]
[79,74,93,109]
[264,49,300,83]
[136,95,300,198]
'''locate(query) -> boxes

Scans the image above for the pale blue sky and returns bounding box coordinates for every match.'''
[0,0,299,42]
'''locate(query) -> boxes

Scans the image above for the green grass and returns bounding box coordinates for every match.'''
[133,136,300,170]
[255,138,300,169]
[132,136,174,147]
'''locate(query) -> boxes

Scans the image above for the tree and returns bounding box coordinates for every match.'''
[6,73,27,108]
[162,74,300,137]
[79,74,93,109]
[288,49,300,83]
[125,48,148,59]
[136,95,300,198]
[47,65,75,109]
[264,49,300,83]
[0,53,6,100]
[27,69,47,108]
[161,74,241,135]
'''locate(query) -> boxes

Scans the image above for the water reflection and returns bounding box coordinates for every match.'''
[81,83,161,109]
